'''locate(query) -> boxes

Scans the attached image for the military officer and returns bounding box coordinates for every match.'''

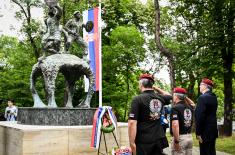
[195,78,218,155]
[170,87,194,155]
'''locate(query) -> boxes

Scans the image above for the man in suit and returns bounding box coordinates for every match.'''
[195,78,218,155]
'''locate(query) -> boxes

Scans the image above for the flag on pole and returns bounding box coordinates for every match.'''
[83,7,101,92]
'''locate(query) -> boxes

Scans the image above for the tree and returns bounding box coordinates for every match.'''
[154,0,175,90]
[0,36,38,111]
[167,0,234,136]
[102,26,145,121]
[12,0,42,59]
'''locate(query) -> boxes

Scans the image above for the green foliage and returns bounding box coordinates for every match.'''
[2,0,233,124]
[102,26,145,121]
[0,36,37,114]
[102,0,147,44]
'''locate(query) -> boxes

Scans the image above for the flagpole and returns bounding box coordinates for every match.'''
[98,2,102,107]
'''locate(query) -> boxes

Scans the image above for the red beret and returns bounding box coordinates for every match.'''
[174,87,187,94]
[201,78,213,87]
[139,74,154,82]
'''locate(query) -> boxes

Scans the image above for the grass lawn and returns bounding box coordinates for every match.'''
[167,132,235,155]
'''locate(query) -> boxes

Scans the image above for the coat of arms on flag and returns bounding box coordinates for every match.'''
[83,7,101,92]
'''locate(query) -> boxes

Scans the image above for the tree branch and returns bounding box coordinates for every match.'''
[154,0,175,89]
[12,0,28,19]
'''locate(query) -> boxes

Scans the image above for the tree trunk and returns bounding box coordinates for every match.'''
[62,0,66,26]
[188,73,195,99]
[223,1,234,136]
[12,1,40,59]
[154,0,175,91]
[124,67,130,121]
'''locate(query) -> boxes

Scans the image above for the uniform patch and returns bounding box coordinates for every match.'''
[172,114,178,119]
[129,113,135,118]
[184,108,192,127]
[149,99,162,120]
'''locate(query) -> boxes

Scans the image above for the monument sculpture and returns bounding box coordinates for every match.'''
[41,4,62,56]
[63,11,90,60]
[17,0,96,126]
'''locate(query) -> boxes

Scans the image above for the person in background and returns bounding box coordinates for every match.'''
[170,87,194,155]
[4,99,17,121]
[195,78,218,155]
[128,73,172,155]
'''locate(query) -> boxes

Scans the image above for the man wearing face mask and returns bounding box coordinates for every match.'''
[195,78,218,155]
[128,73,172,155]
[170,87,194,155]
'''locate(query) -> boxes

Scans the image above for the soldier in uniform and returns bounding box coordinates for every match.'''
[195,78,218,155]
[170,87,194,155]
[128,73,172,155]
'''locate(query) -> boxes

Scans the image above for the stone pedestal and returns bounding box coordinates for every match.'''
[0,121,129,155]
[17,108,96,126]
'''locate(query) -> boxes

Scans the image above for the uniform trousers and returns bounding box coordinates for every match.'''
[171,134,193,155]
[199,139,216,155]
[136,137,168,155]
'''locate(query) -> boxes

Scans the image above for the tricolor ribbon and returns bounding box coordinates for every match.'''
[90,106,117,149]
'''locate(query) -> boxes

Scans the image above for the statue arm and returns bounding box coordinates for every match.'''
[54,5,62,19]
[42,18,48,34]
[64,20,81,37]
[64,20,76,35]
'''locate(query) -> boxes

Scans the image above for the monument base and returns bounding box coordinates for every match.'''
[17,107,96,126]
[0,121,129,155]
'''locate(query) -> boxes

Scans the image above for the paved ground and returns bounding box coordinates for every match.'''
[163,147,231,155]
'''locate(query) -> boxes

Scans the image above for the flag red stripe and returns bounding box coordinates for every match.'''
[94,7,100,91]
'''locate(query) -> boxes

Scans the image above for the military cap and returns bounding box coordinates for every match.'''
[139,73,154,82]
[174,87,187,94]
[201,78,213,87]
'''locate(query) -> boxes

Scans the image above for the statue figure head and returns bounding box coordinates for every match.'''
[48,7,56,17]
[74,11,81,21]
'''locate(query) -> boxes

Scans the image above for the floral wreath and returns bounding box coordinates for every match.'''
[101,111,115,133]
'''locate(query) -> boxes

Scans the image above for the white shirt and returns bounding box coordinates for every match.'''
[5,106,17,121]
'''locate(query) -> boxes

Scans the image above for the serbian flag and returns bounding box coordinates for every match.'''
[83,7,101,92]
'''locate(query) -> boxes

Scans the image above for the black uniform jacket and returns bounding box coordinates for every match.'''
[195,91,218,142]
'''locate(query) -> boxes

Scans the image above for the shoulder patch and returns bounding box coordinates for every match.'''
[172,114,178,119]
[129,113,135,118]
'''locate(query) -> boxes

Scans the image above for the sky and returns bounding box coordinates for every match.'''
[0,0,44,39]
[0,0,170,84]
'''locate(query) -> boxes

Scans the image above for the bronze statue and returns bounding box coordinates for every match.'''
[63,11,89,62]
[30,0,95,108]
[41,4,62,57]
[30,54,94,108]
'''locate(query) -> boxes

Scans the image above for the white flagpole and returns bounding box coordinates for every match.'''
[98,2,102,107]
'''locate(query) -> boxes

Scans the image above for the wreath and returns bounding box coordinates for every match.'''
[101,111,115,133]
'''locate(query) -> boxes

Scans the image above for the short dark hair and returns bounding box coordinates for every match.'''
[7,99,15,103]
[140,79,153,88]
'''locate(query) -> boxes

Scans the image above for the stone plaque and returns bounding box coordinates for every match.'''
[17,107,97,126]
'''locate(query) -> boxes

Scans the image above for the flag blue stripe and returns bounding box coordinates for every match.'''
[88,9,96,90]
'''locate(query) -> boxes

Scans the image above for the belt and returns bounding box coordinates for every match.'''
[180,132,191,135]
